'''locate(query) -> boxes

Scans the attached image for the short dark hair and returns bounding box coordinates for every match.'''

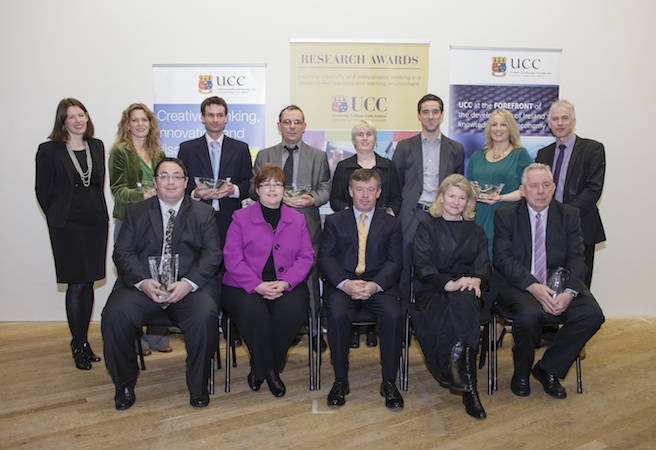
[278,104,305,123]
[254,163,286,187]
[48,98,95,142]
[201,96,229,116]
[417,94,444,114]
[349,168,381,189]
[154,157,188,177]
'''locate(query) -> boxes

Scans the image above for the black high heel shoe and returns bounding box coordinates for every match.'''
[70,341,101,362]
[496,327,507,349]
[73,348,92,370]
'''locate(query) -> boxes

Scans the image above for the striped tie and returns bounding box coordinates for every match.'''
[533,212,547,284]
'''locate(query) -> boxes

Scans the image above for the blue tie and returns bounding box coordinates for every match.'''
[210,141,220,180]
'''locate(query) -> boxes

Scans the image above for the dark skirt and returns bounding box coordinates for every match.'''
[48,184,108,283]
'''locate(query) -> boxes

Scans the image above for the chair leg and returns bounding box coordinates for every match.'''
[225,315,231,393]
[479,322,489,370]
[317,314,322,391]
[308,310,315,391]
[400,311,410,392]
[136,327,146,371]
[492,319,499,392]
[487,320,493,395]
[209,356,215,395]
[576,356,583,393]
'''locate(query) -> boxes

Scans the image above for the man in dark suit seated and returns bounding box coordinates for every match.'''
[319,169,405,409]
[102,158,222,410]
[493,163,604,399]
[535,99,606,288]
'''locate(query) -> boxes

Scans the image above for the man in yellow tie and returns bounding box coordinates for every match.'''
[319,169,405,409]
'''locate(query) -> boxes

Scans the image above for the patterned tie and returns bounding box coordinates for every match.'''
[355,213,367,276]
[210,141,220,210]
[552,143,566,187]
[283,145,297,186]
[533,212,547,284]
[164,208,175,256]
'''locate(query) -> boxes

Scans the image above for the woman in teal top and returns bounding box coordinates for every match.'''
[466,109,532,263]
[109,103,167,353]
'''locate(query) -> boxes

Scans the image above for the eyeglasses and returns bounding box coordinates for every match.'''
[260,182,285,190]
[155,174,186,182]
[280,119,304,126]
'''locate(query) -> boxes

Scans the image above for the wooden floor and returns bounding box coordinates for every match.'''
[1,319,655,449]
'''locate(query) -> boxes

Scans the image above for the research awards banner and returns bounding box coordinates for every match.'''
[153,64,266,158]
[449,47,561,163]
[290,40,429,175]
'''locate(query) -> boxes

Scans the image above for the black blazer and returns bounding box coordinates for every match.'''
[319,208,403,298]
[113,195,222,301]
[392,133,464,233]
[492,199,589,296]
[177,135,252,211]
[535,136,606,245]
[35,138,109,228]
[330,153,402,215]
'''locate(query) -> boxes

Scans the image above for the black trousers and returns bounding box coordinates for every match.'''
[101,287,218,397]
[325,290,403,381]
[222,284,309,380]
[498,286,604,379]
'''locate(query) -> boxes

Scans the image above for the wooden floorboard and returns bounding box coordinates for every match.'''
[0,318,654,449]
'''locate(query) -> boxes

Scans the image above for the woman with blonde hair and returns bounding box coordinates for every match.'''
[412,174,490,419]
[109,103,168,354]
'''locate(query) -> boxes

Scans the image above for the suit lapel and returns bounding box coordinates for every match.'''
[171,198,192,253]
[148,200,164,251]
[545,201,561,269]
[565,136,583,186]
[218,137,234,180]
[518,201,533,268]
[411,134,423,182]
[439,138,450,182]
[195,137,213,178]
[296,142,312,186]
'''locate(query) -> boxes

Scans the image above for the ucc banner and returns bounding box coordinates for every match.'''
[290,40,429,173]
[153,64,266,157]
[449,46,561,162]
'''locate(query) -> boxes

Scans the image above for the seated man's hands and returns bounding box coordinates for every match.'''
[141,279,193,305]
[343,280,378,300]
[526,282,558,315]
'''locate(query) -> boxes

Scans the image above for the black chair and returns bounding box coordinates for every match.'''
[136,314,219,395]
[224,308,318,392]
[317,305,409,392]
[490,303,582,394]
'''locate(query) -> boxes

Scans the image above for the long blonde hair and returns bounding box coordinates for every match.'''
[483,109,522,151]
[113,103,163,161]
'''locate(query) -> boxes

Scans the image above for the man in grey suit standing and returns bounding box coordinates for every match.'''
[251,105,331,336]
[392,94,465,305]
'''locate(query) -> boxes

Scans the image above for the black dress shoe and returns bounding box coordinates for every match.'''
[462,392,486,419]
[350,328,360,348]
[532,362,567,399]
[380,380,404,409]
[510,374,531,397]
[115,385,136,410]
[365,327,378,347]
[190,394,210,408]
[247,370,262,391]
[265,370,286,397]
[73,348,92,370]
[327,379,349,406]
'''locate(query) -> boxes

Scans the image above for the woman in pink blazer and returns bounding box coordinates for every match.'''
[222,163,314,397]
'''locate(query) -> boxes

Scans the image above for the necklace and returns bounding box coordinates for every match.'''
[490,145,511,160]
[66,141,92,187]
[357,153,375,166]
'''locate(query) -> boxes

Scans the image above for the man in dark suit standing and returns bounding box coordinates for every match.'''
[319,169,404,409]
[493,163,604,399]
[178,96,252,246]
[392,94,465,304]
[252,105,331,339]
[535,100,606,287]
[102,158,222,410]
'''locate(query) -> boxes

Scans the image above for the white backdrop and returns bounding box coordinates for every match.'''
[2,0,653,320]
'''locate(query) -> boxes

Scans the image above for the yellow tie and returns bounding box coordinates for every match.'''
[355,213,367,276]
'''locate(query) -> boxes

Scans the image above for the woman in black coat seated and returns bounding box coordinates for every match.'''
[412,174,491,419]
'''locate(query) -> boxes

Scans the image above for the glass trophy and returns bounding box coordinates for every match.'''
[547,267,571,298]
[194,177,228,191]
[470,181,505,200]
[148,254,179,306]
[285,184,311,199]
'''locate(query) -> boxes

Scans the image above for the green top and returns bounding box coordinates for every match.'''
[466,147,532,261]
[108,144,164,220]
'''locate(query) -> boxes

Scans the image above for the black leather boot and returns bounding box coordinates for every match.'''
[462,346,486,419]
[445,340,469,391]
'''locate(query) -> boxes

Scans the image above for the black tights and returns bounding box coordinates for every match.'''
[66,283,94,348]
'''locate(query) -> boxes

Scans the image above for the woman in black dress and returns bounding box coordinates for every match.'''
[35,98,109,370]
[412,174,490,419]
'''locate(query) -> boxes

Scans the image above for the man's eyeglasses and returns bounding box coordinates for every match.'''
[280,119,304,126]
[155,174,186,182]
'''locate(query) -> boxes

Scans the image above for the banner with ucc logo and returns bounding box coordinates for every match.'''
[449,46,562,164]
[290,40,429,176]
[153,64,266,159]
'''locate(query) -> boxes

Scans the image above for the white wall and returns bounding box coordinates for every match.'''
[2,0,653,320]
